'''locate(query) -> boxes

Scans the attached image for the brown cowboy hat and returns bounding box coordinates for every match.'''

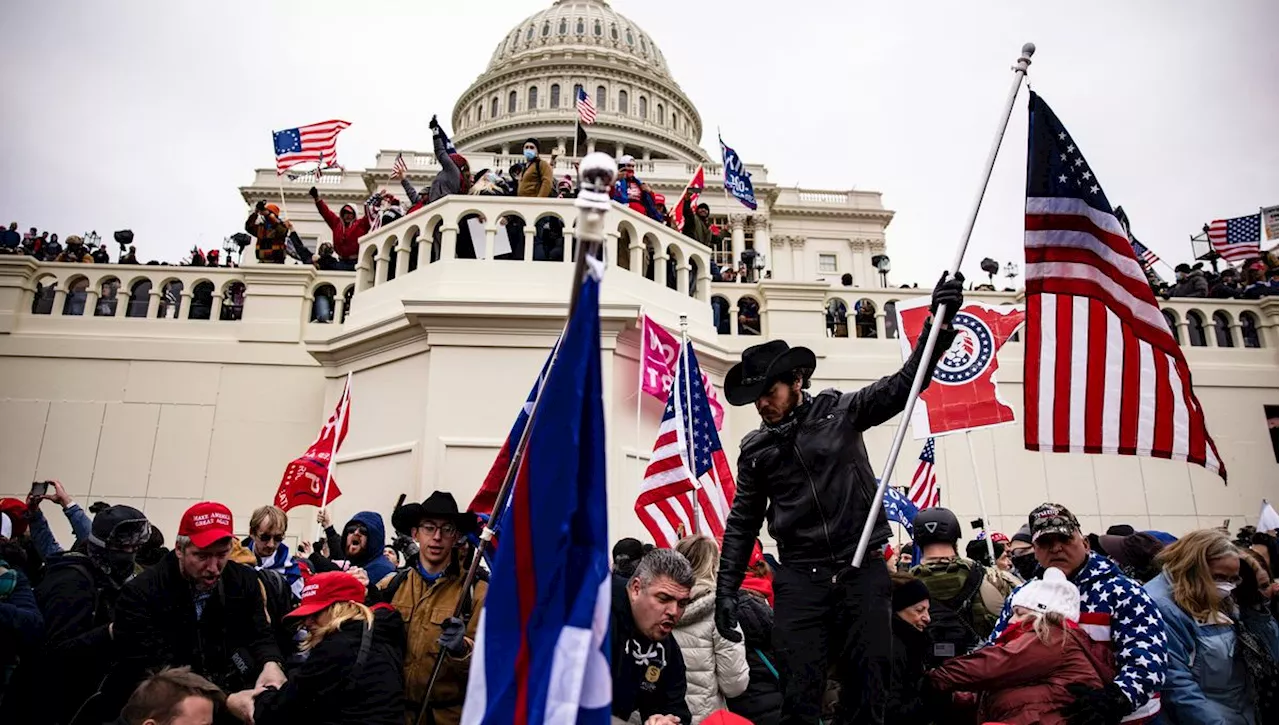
[724,340,816,406]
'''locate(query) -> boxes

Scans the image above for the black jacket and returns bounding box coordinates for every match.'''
[253,607,406,725]
[718,325,956,588]
[726,591,781,725]
[102,552,282,716]
[611,576,692,723]
[887,616,933,725]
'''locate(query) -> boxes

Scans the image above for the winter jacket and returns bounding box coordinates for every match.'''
[718,323,956,590]
[517,155,554,198]
[1146,572,1254,725]
[611,575,693,723]
[1168,270,1209,298]
[314,198,370,261]
[339,511,396,586]
[103,551,283,714]
[245,212,288,263]
[671,581,749,723]
[990,552,1167,722]
[378,563,487,725]
[0,560,42,701]
[27,504,92,559]
[886,616,933,725]
[253,607,406,725]
[911,555,1016,642]
[931,619,1113,725]
[416,128,469,207]
[681,196,713,247]
[612,176,662,220]
[55,244,92,263]
[725,590,781,725]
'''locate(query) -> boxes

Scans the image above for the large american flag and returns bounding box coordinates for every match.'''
[636,342,735,548]
[907,438,940,508]
[576,87,597,125]
[1207,214,1262,264]
[1023,92,1225,480]
[273,120,351,174]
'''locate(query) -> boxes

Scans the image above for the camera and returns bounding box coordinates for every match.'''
[391,533,419,560]
[30,480,52,497]
[971,518,985,530]
[114,229,134,250]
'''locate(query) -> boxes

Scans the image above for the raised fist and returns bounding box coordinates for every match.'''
[308,186,319,199]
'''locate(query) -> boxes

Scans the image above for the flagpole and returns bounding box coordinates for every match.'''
[316,371,351,544]
[414,154,617,725]
[963,431,998,566]
[680,313,699,535]
[636,308,645,473]
[853,42,1035,568]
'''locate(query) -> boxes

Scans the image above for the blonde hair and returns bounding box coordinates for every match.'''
[1013,606,1068,645]
[300,600,374,652]
[250,505,288,535]
[674,535,719,583]
[1155,529,1239,622]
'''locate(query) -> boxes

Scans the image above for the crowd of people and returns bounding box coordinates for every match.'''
[1158,258,1278,300]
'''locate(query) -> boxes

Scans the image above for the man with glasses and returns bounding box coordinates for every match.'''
[245,505,304,598]
[379,491,486,725]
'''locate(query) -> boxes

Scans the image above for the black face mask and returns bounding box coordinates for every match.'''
[1012,552,1039,580]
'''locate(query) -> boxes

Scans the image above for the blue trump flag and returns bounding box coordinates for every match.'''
[462,264,611,724]
[883,484,920,537]
[720,135,757,211]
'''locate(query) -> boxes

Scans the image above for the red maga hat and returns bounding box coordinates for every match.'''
[178,501,234,548]
[287,571,367,619]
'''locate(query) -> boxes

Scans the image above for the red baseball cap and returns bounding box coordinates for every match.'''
[287,571,367,619]
[990,532,1010,545]
[178,501,235,548]
[702,711,752,725]
[0,498,29,539]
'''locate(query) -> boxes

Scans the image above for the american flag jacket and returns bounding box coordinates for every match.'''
[987,551,1167,722]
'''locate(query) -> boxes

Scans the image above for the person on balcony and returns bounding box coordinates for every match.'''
[400,115,472,213]
[1168,263,1209,298]
[91,243,110,264]
[309,186,368,271]
[245,202,289,264]
[612,155,662,221]
[516,138,553,198]
[682,200,714,247]
[55,235,93,263]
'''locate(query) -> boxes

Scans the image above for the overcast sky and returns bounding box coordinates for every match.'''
[1,0,1275,285]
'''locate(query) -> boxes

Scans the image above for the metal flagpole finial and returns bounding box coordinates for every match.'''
[1014,43,1035,73]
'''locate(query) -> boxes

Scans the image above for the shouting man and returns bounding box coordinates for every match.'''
[715,274,964,723]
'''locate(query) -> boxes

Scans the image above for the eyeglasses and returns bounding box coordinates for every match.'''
[1211,574,1242,585]
[255,533,285,543]
[419,523,458,538]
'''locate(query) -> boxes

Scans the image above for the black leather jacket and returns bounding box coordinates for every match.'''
[718,324,956,592]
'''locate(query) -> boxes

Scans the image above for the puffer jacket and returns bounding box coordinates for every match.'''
[725,589,781,725]
[314,198,370,261]
[671,581,749,724]
[718,324,956,591]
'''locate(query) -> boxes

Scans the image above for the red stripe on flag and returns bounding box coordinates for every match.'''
[511,456,536,723]
[1119,327,1141,455]
[1024,293,1041,451]
[1084,298,1108,453]
[1053,296,1074,452]
[1151,349,1174,456]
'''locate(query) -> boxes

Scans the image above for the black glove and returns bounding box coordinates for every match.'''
[437,616,467,656]
[930,271,965,326]
[1061,683,1131,725]
[714,595,742,642]
[429,114,440,131]
[254,200,266,213]
[308,186,318,200]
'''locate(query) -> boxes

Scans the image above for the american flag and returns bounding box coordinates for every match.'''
[272,119,351,174]
[907,438,940,509]
[1207,214,1261,264]
[635,341,735,548]
[1023,92,1224,479]
[391,153,409,178]
[1130,239,1160,270]
[576,87,597,125]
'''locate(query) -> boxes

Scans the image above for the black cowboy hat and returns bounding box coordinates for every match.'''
[391,491,479,537]
[724,340,816,406]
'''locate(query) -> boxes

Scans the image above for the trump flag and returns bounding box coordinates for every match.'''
[639,314,725,430]
[274,374,350,511]
[895,297,1024,438]
[463,261,611,724]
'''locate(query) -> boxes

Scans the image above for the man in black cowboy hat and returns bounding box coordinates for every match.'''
[379,491,485,725]
[715,273,964,724]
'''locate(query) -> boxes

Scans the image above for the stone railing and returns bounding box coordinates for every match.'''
[367,151,765,187]
[352,195,716,301]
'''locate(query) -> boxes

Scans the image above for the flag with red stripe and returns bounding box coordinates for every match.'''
[1022,91,1225,480]
[635,341,735,547]
[272,119,351,174]
[907,438,941,508]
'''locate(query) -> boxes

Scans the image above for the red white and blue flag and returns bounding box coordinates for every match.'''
[462,263,611,724]
[272,119,351,174]
[576,87,597,125]
[635,342,736,548]
[1207,214,1262,264]
[907,438,941,509]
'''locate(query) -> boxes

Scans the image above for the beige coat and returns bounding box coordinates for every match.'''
[671,581,750,724]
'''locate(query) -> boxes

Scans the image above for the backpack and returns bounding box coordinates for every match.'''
[920,564,985,665]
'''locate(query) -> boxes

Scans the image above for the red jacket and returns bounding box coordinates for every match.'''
[315,198,370,260]
[929,620,1114,725]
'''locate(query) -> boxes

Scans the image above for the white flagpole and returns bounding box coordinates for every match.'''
[964,431,998,566]
[635,308,646,473]
[853,43,1035,567]
[315,371,352,544]
[680,314,699,535]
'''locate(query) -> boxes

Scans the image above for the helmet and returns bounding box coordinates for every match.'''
[913,507,962,547]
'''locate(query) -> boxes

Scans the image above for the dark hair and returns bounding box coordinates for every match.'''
[120,667,225,724]
[1236,551,1269,609]
[523,138,539,149]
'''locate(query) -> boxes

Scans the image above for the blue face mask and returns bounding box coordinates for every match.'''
[523,149,536,161]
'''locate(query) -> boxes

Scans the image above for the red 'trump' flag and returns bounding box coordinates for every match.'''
[639,314,725,430]
[896,297,1025,438]
[275,375,351,511]
[670,166,705,232]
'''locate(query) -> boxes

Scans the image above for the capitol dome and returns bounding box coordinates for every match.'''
[451,0,707,163]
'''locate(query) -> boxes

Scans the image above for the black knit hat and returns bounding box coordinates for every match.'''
[892,577,930,612]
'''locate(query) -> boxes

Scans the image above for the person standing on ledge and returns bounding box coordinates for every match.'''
[714,273,964,724]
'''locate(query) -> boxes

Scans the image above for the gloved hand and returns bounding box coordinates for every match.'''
[714,595,742,642]
[429,114,440,131]
[437,616,468,656]
[1061,682,1131,725]
[930,271,965,326]
[308,186,319,199]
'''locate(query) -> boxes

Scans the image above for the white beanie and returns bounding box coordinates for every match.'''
[1010,566,1081,622]
[0,512,12,540]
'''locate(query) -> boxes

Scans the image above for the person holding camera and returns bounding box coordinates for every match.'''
[245,201,289,264]
[22,479,92,559]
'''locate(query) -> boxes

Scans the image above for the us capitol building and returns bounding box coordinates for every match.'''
[1,0,1275,547]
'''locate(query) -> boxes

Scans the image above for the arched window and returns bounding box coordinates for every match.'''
[610,24,619,40]
[1212,311,1235,347]
[626,29,634,46]
[490,96,498,118]
[508,90,518,114]
[475,101,482,121]
[595,85,606,110]
[594,20,602,36]
[542,21,550,37]
[576,18,584,34]
[711,296,731,335]
[657,102,664,124]
[638,95,647,119]
[95,278,120,316]
[157,280,183,319]
[854,299,878,338]
[737,297,761,336]
[221,282,245,321]
[559,19,568,34]
[573,84,583,107]
[550,84,561,108]
[189,281,215,320]
[1186,310,1207,347]
[826,299,849,338]
[641,37,648,53]
[126,279,151,317]
[526,25,535,41]
[1161,309,1180,343]
[884,300,899,339]
[1241,311,1262,348]
[618,89,628,115]
[528,85,538,110]
[62,278,89,316]
[671,112,677,128]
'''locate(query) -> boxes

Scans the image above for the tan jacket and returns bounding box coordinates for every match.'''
[382,568,487,725]
[517,156,554,198]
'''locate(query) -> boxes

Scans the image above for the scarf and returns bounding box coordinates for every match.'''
[253,542,304,596]
[763,391,813,440]
[0,557,16,598]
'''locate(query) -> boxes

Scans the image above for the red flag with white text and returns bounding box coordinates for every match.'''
[669,166,705,232]
[640,314,725,430]
[895,298,1024,438]
[274,375,351,511]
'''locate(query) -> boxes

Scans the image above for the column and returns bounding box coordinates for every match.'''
[604,231,620,267]
[146,289,161,318]
[874,311,886,339]
[84,289,99,317]
[557,136,567,156]
[790,237,806,280]
[355,262,372,293]
[614,142,625,158]
[1228,322,1242,348]
[676,262,690,295]
[654,253,669,289]
[771,236,788,281]
[696,268,712,302]
[730,304,740,335]
[440,227,458,261]
[754,218,771,278]
[375,252,390,285]
[850,238,868,287]
[729,214,746,270]
[395,242,411,277]
[642,149,652,161]
[1177,321,1190,345]
[179,291,193,320]
[1204,318,1218,348]
[416,235,431,266]
[114,291,130,318]
[51,287,67,315]
[587,139,596,154]
[629,241,644,273]
[333,295,346,324]
[524,226,537,261]
[501,143,510,155]
[211,293,223,321]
